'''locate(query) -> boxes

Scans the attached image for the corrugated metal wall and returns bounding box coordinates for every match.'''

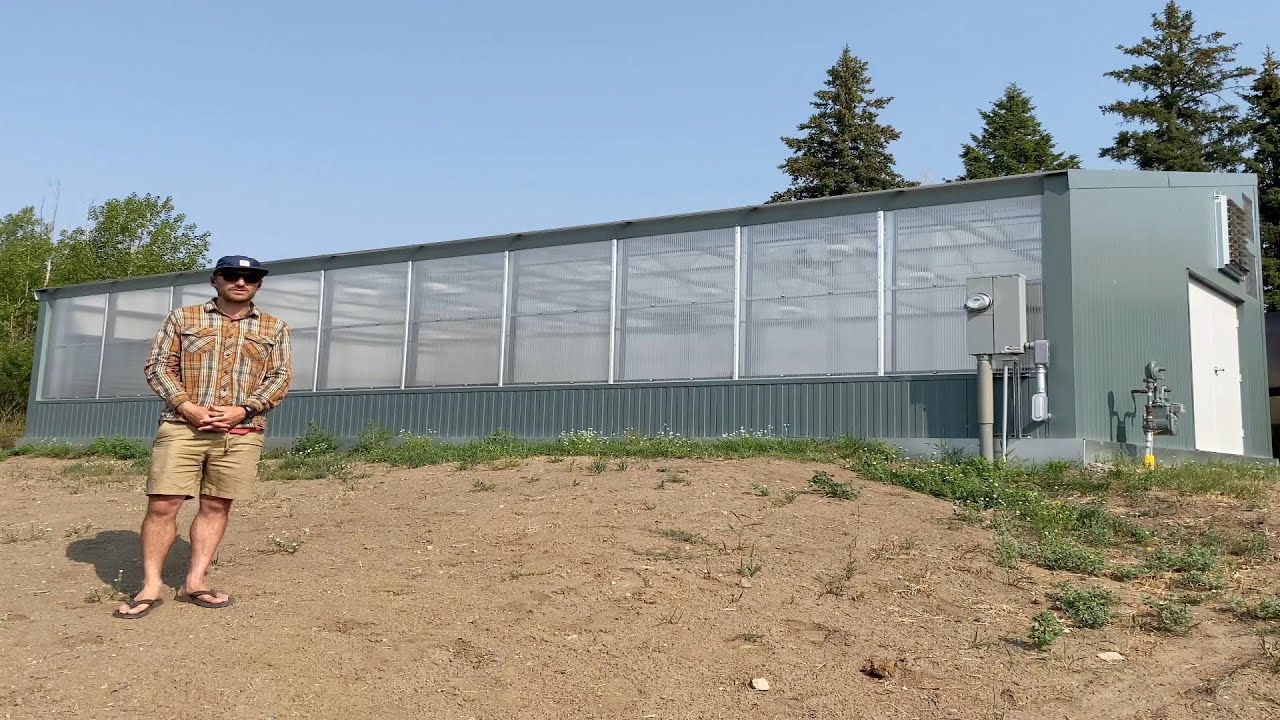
[1062,172,1270,457]
[23,374,1046,445]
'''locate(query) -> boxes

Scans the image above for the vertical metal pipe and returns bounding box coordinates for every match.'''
[876,210,885,376]
[400,261,413,389]
[312,270,325,391]
[95,295,109,399]
[498,251,510,387]
[977,354,993,462]
[1001,360,1010,461]
[608,238,618,384]
[732,226,741,380]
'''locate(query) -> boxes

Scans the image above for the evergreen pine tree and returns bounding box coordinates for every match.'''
[770,46,915,202]
[1099,1,1254,171]
[956,83,1081,180]
[1243,49,1280,310]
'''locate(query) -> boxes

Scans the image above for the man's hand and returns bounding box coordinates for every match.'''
[202,405,248,432]
[176,401,214,428]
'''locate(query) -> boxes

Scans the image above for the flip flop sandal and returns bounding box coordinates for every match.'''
[113,597,163,620]
[178,589,236,609]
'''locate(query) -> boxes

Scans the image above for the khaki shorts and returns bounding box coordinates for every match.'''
[146,421,264,500]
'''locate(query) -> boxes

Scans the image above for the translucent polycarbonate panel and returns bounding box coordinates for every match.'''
[99,341,155,397]
[886,287,969,373]
[256,272,322,330]
[617,229,735,308]
[98,288,172,397]
[742,214,879,301]
[613,229,736,381]
[887,197,1044,372]
[289,328,317,391]
[412,253,504,323]
[48,294,106,349]
[891,196,1042,288]
[106,288,172,342]
[506,311,609,384]
[408,318,501,386]
[43,344,102,399]
[323,264,408,329]
[318,324,404,389]
[174,283,212,309]
[616,302,734,381]
[43,293,106,399]
[743,293,878,377]
[510,242,611,316]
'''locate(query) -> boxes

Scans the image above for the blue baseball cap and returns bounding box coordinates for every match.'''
[212,255,270,276]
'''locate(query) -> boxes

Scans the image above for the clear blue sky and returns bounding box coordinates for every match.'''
[1,0,1275,264]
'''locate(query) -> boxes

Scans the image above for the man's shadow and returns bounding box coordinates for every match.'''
[66,530,191,591]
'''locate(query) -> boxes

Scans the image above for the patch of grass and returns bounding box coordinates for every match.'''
[588,457,608,475]
[352,422,394,456]
[818,559,861,599]
[809,470,859,500]
[656,469,690,489]
[953,502,986,525]
[1176,571,1226,591]
[85,436,149,460]
[1056,582,1120,629]
[1143,598,1195,635]
[13,441,78,458]
[470,479,496,492]
[267,533,304,554]
[995,533,1024,569]
[0,410,23,450]
[1144,544,1219,574]
[655,528,702,544]
[292,422,341,456]
[0,523,52,544]
[750,482,771,497]
[63,522,95,539]
[1036,534,1108,575]
[1029,611,1064,650]
[84,570,127,604]
[259,453,351,481]
[1232,596,1280,621]
[774,489,800,507]
[736,546,763,578]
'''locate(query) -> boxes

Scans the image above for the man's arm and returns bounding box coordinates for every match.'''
[143,310,191,409]
[144,309,213,427]
[243,322,293,416]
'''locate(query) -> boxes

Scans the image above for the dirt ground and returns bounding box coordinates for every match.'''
[1,455,1278,720]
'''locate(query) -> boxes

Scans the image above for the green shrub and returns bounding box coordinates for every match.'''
[1056,582,1120,629]
[809,470,858,500]
[1028,611,1063,649]
[292,422,340,456]
[86,436,150,460]
[352,423,394,456]
[1144,598,1194,635]
[1037,534,1108,575]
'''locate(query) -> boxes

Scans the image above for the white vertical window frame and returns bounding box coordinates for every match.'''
[1214,193,1230,267]
[876,210,886,376]
[608,238,618,384]
[498,250,510,387]
[732,226,742,380]
[312,270,325,391]
[94,296,109,398]
[400,261,413,389]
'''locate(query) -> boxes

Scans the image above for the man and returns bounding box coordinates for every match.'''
[114,255,292,619]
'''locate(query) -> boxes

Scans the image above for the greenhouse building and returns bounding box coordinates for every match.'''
[21,169,1271,462]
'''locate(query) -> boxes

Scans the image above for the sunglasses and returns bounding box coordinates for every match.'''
[217,271,265,284]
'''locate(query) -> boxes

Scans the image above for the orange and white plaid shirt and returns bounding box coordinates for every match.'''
[144,300,293,430]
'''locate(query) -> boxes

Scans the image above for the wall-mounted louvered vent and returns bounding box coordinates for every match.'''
[1215,194,1256,289]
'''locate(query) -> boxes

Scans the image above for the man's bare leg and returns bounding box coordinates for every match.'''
[116,495,185,616]
[183,494,233,604]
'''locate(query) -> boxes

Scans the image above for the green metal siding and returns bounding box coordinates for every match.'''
[22,375,1026,445]
[1063,172,1270,457]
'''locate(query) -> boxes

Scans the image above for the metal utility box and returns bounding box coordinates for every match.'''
[965,274,1027,356]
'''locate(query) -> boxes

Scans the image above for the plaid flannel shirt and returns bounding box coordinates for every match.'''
[144,301,293,430]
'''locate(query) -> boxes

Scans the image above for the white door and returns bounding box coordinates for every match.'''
[1188,280,1244,454]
